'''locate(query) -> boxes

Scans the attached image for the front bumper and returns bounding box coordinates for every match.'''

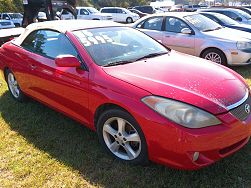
[226,49,251,65]
[133,100,251,170]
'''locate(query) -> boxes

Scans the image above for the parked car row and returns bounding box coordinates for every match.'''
[0,20,250,170]
[60,6,140,23]
[132,12,251,66]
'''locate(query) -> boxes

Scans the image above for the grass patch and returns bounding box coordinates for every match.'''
[0,65,251,188]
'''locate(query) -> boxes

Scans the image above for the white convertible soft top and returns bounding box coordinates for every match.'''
[0,27,25,38]
[13,20,123,46]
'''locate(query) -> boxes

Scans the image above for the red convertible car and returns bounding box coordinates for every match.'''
[0,20,250,170]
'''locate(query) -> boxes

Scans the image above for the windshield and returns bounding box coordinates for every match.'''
[74,27,168,66]
[184,14,222,32]
[9,13,23,19]
[87,7,99,14]
[217,13,238,25]
[235,9,251,20]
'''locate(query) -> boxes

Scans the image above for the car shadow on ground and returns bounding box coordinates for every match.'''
[0,91,250,188]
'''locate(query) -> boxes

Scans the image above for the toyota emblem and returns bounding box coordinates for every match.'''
[245,104,250,114]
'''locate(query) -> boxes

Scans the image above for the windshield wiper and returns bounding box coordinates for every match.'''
[103,60,133,67]
[202,28,215,32]
[203,27,222,32]
[135,52,168,61]
[215,26,222,30]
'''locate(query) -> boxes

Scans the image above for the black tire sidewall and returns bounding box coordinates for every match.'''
[126,17,133,23]
[202,48,227,66]
[97,109,148,165]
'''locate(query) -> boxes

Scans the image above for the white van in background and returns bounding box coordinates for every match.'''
[100,7,140,23]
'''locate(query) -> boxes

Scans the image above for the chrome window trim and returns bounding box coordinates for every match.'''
[226,89,249,111]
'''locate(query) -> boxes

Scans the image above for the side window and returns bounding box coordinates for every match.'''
[34,30,78,59]
[204,14,220,23]
[223,11,238,20]
[80,9,89,15]
[136,21,145,28]
[3,14,9,20]
[142,17,163,31]
[101,9,108,13]
[137,7,143,12]
[21,31,38,52]
[165,17,190,33]
[117,9,123,14]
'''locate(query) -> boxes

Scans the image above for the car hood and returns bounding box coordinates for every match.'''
[228,24,251,32]
[203,27,251,42]
[242,20,251,25]
[103,51,248,114]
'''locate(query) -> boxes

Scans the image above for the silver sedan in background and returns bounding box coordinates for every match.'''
[132,12,251,66]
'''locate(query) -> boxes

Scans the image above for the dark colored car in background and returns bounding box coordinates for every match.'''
[199,8,251,24]
[133,5,157,14]
[212,6,251,15]
[237,7,251,15]
[200,12,251,33]
[129,9,148,18]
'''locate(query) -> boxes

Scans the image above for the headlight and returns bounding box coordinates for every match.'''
[237,41,251,52]
[142,96,221,129]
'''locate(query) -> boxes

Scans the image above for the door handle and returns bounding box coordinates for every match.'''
[165,35,170,38]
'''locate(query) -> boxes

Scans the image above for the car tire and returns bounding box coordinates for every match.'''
[126,17,133,23]
[97,108,148,165]
[201,48,227,66]
[14,23,21,27]
[5,69,26,102]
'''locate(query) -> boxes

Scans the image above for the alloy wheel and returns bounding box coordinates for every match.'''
[102,117,141,160]
[7,72,20,98]
[204,52,222,64]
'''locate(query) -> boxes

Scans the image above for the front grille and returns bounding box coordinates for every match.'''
[230,94,251,121]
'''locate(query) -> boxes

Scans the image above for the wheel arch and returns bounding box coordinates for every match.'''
[199,47,227,59]
[3,66,10,81]
[94,103,133,129]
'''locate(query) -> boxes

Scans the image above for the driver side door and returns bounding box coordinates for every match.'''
[137,16,164,43]
[163,16,195,55]
[21,29,90,124]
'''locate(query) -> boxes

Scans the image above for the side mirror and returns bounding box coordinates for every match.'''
[55,55,81,68]
[5,17,10,20]
[236,17,242,22]
[181,28,192,34]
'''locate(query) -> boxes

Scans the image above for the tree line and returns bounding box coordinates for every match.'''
[0,0,150,13]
